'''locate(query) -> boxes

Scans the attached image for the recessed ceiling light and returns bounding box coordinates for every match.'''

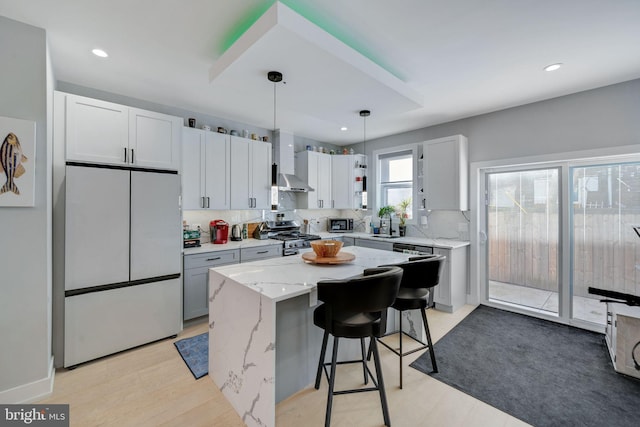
[92,48,108,58]
[544,63,562,72]
[340,126,348,131]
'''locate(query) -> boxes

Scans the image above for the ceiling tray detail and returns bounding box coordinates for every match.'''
[209,2,423,121]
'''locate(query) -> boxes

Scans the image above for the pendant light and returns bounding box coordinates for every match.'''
[268,71,283,211]
[360,109,370,209]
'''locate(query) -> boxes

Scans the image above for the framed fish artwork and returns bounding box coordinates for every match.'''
[0,116,36,207]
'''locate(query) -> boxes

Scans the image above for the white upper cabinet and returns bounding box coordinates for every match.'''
[230,136,272,209]
[296,151,331,209]
[422,135,468,210]
[181,128,204,210]
[182,128,230,210]
[63,92,181,171]
[65,94,129,165]
[129,108,181,170]
[331,154,366,209]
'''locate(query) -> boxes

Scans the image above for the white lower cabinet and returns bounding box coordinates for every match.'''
[183,250,239,320]
[432,246,468,313]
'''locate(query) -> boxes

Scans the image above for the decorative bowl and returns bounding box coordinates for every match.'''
[310,240,343,258]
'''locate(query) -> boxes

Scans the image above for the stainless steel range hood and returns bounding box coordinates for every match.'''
[278,172,313,192]
[274,130,314,192]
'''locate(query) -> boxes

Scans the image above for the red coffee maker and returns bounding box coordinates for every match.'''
[210,220,229,244]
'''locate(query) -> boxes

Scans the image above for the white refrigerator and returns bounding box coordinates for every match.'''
[64,164,182,367]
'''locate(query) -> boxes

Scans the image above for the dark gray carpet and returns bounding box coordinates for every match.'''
[410,305,640,427]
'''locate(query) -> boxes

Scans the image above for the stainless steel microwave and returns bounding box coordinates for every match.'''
[328,218,354,232]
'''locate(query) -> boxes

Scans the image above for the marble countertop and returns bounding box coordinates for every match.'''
[185,230,470,256]
[321,232,470,249]
[209,246,413,302]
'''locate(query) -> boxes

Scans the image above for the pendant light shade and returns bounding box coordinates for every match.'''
[360,110,370,209]
[269,71,283,211]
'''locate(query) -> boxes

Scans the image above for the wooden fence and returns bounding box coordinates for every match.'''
[488,211,639,297]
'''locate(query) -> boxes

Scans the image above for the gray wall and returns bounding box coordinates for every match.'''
[351,78,640,163]
[0,16,51,398]
[349,78,640,210]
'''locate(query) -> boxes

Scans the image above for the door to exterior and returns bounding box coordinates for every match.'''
[485,168,560,315]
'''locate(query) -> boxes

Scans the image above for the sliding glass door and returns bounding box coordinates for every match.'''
[486,168,560,315]
[571,162,640,324]
[481,157,639,328]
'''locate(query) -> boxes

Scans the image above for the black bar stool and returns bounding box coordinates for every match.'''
[372,255,445,389]
[313,266,403,427]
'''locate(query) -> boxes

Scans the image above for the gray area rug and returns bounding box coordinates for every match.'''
[410,305,640,427]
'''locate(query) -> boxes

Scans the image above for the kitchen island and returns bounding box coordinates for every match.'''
[208,246,413,427]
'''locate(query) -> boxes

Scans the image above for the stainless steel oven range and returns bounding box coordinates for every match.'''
[265,220,322,256]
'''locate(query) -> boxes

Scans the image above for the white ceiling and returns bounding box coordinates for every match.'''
[1,0,640,145]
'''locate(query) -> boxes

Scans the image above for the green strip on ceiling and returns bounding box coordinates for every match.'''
[220,0,277,52]
[220,0,405,81]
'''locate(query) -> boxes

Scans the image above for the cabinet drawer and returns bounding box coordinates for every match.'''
[184,250,239,269]
[240,245,282,262]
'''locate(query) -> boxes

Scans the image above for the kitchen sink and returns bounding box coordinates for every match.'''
[372,235,401,239]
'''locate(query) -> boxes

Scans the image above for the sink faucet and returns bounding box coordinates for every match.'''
[379,215,394,236]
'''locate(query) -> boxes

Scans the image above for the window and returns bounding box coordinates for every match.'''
[378,149,413,220]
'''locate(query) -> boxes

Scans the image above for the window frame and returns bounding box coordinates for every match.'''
[373,143,418,224]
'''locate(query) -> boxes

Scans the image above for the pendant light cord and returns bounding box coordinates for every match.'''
[273,81,277,131]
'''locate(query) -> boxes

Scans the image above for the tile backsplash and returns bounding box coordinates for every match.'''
[183,207,470,242]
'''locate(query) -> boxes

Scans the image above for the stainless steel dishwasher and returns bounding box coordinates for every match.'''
[392,242,436,307]
[392,242,434,255]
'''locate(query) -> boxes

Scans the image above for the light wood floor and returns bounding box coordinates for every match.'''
[39,305,531,426]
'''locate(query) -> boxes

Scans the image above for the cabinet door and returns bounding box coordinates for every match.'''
[230,137,251,209]
[250,141,272,209]
[331,155,352,209]
[65,94,129,165]
[205,132,231,209]
[424,135,468,210]
[182,128,205,209]
[130,171,181,281]
[355,238,393,251]
[129,108,181,171]
[301,152,320,208]
[183,267,210,320]
[240,244,282,262]
[65,166,130,290]
[317,153,332,208]
[433,248,451,306]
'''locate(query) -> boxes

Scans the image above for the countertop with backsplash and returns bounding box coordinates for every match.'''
[184,231,469,255]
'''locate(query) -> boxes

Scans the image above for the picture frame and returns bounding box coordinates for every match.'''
[0,116,36,207]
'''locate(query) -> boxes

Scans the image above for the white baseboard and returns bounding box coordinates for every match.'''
[0,356,55,403]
